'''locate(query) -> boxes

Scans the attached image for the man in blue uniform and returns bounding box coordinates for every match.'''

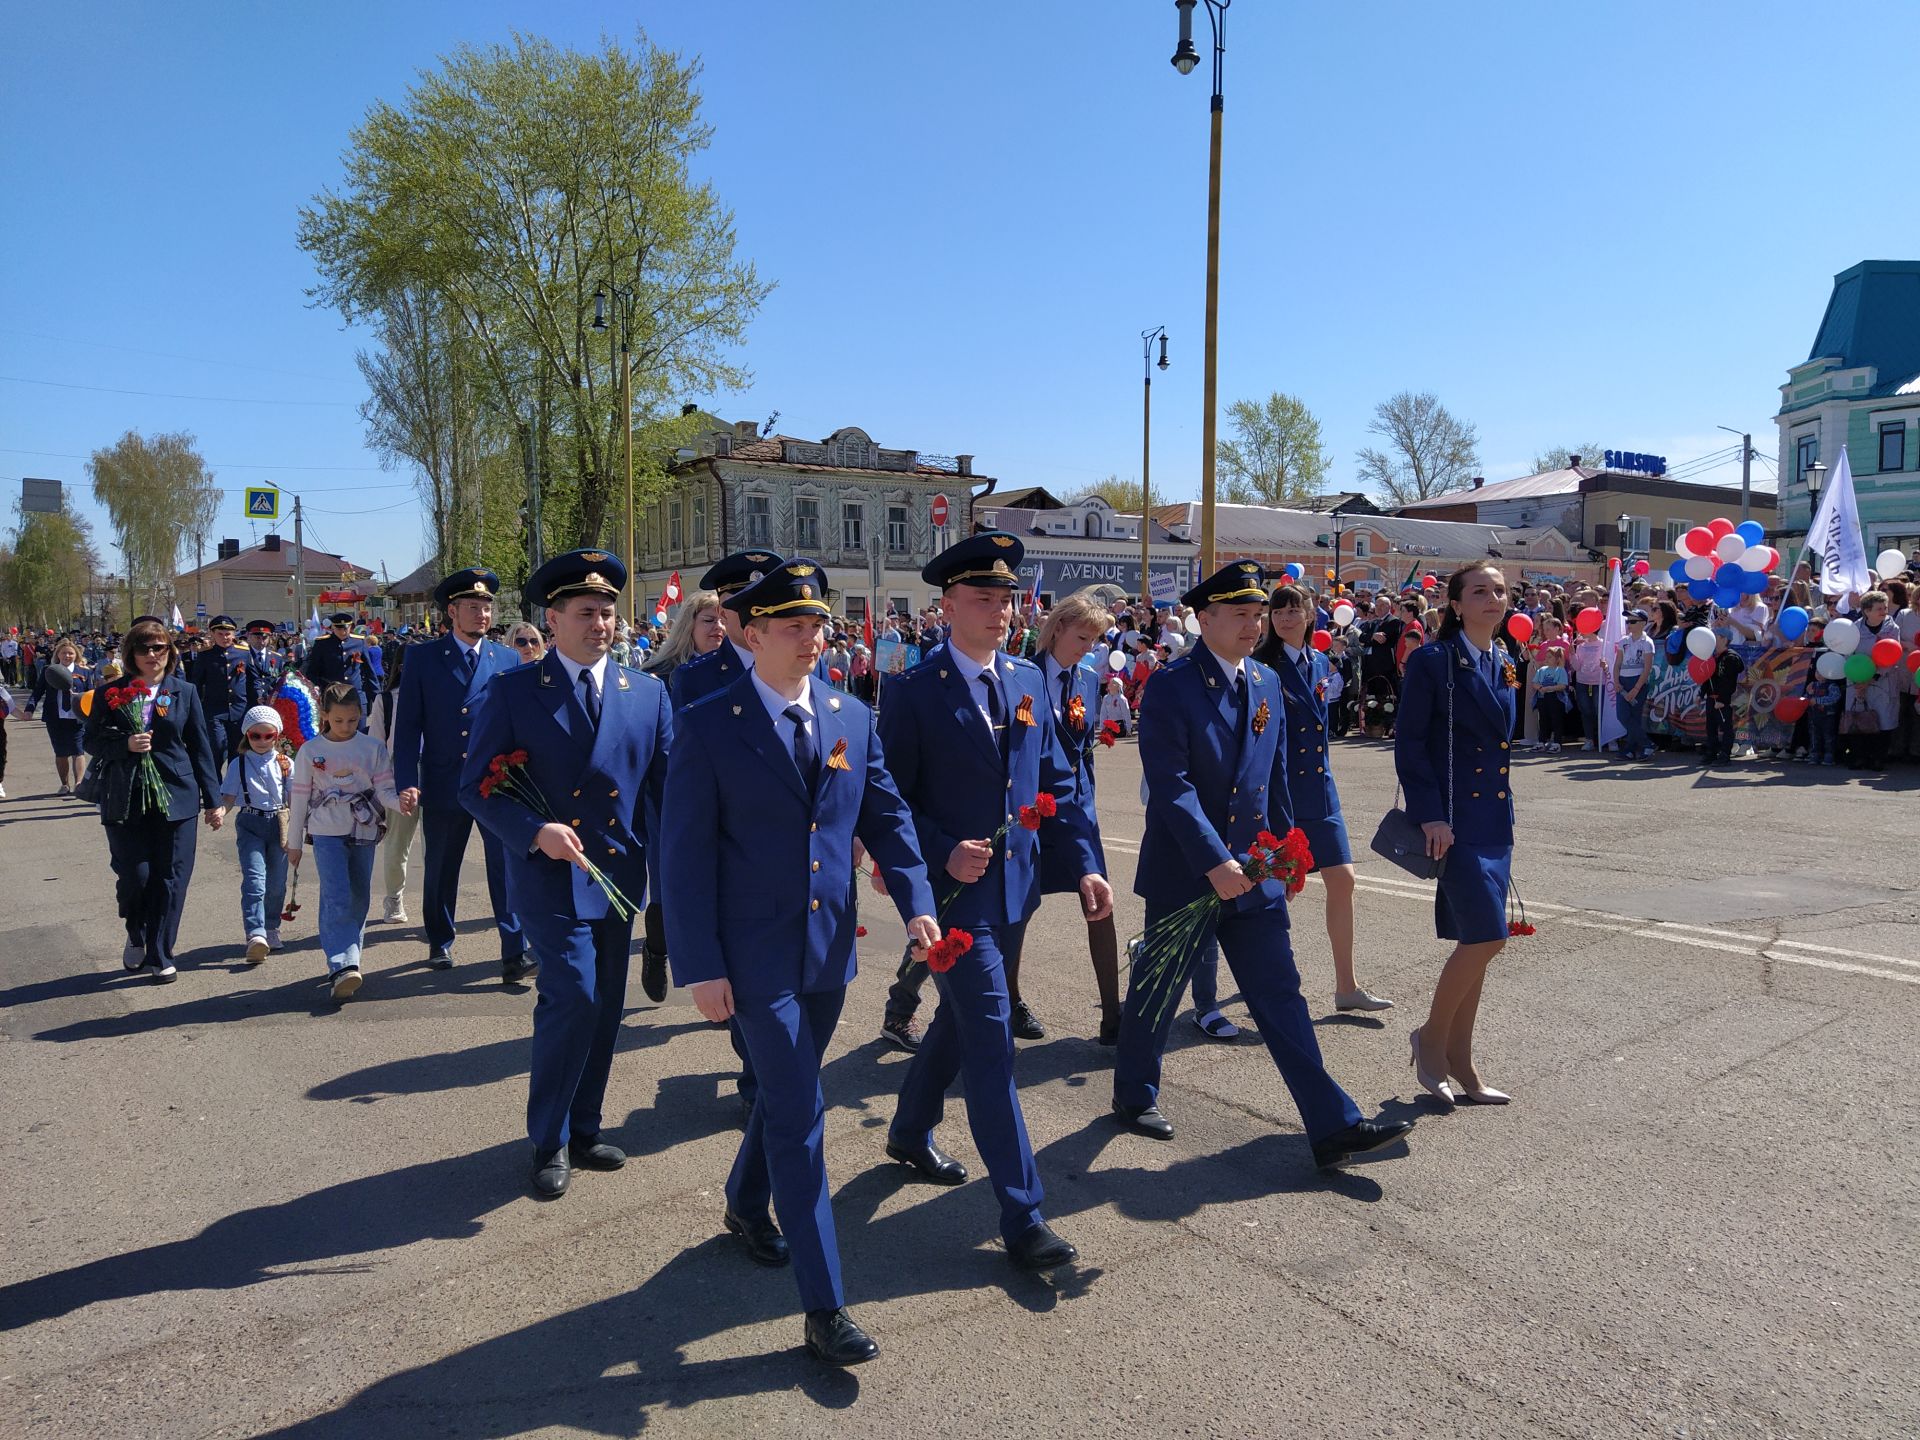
[879,531,1113,1271]
[663,558,938,1366]
[241,620,284,699]
[460,549,672,1197]
[393,569,532,982]
[672,550,837,710]
[186,615,257,761]
[1112,560,1414,1170]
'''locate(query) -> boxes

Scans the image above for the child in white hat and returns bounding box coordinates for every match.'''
[218,705,294,964]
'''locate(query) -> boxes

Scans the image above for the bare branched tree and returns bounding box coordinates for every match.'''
[1355,392,1480,507]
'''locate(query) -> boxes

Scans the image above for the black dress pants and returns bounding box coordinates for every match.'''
[105,814,197,964]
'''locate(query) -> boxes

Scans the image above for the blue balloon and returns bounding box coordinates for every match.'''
[1742,569,1769,595]
[1715,585,1742,607]
[1735,520,1767,547]
[1666,631,1686,657]
[1284,562,1304,581]
[1714,561,1744,586]
[1688,579,1718,601]
[1668,558,1689,583]
[1777,605,1809,640]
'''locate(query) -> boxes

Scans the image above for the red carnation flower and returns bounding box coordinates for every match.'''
[1034,792,1057,819]
[1097,722,1121,748]
[926,927,974,973]
[855,925,868,938]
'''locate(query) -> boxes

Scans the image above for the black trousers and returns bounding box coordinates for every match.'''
[105,814,197,965]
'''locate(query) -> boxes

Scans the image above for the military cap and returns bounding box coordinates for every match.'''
[328,612,354,625]
[700,550,784,597]
[530,548,627,608]
[434,566,500,609]
[724,558,833,620]
[209,614,238,631]
[1181,559,1268,611]
[922,530,1023,589]
[244,619,276,634]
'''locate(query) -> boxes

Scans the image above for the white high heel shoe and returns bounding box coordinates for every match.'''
[1452,1082,1511,1105]
[1408,1027,1455,1107]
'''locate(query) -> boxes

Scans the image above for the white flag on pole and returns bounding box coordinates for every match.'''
[170,603,184,631]
[1806,445,1871,604]
[1596,560,1627,748]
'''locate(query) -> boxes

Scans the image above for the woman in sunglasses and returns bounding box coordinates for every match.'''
[80,619,223,982]
[506,621,547,664]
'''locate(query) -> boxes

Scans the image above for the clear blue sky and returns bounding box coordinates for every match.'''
[5,1,1917,582]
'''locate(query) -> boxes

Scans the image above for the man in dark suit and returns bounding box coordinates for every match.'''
[392,569,531,981]
[1112,560,1413,1170]
[186,615,260,762]
[877,531,1112,1272]
[662,558,937,1366]
[304,613,379,717]
[460,550,672,1198]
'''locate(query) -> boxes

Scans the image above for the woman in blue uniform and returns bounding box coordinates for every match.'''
[1253,585,1392,1013]
[1030,589,1122,1043]
[1394,560,1516,1108]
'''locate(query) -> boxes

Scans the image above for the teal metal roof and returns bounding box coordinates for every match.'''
[1807,260,1920,398]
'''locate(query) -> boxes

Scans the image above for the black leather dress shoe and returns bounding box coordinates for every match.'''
[805,1307,879,1366]
[567,1135,626,1170]
[501,952,538,985]
[1009,1000,1046,1040]
[884,1136,968,1185]
[1006,1220,1078,1271]
[1097,1015,1120,1047]
[1311,1117,1415,1170]
[1112,1101,1175,1140]
[427,948,454,971]
[724,1209,791,1267]
[640,947,668,1004]
[531,1148,570,1199]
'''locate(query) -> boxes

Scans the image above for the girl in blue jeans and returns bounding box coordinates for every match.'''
[287,683,399,1002]
[218,705,292,964]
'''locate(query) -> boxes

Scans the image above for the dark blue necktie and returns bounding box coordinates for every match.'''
[1232,669,1248,727]
[461,646,478,684]
[979,672,1006,754]
[785,704,819,793]
[577,668,600,731]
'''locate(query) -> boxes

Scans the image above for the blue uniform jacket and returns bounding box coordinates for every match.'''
[303,634,379,709]
[457,651,672,922]
[670,636,832,710]
[1038,657,1110,892]
[661,674,937,997]
[1394,635,1517,846]
[79,673,222,822]
[391,633,519,799]
[1133,639,1295,915]
[1272,647,1341,824]
[876,641,1099,929]
[186,643,267,723]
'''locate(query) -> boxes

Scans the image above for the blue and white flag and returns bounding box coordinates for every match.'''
[1807,445,1871,603]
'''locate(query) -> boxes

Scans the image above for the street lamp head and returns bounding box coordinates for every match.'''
[592,287,608,330]
[1156,333,1170,370]
[1806,460,1827,496]
[1171,0,1200,73]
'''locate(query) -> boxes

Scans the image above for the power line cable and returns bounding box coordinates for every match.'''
[0,374,358,407]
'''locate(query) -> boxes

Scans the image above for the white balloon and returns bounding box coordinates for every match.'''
[1673,528,1699,558]
[1714,533,1747,563]
[1815,650,1849,681]
[1164,634,1186,653]
[1683,555,1715,582]
[1107,649,1128,671]
[1735,544,1772,573]
[1876,548,1909,577]
[1184,613,1202,636]
[1824,617,1860,655]
[1331,602,1355,627]
[1684,626,1717,660]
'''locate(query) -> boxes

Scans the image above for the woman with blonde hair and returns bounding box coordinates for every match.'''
[641,591,724,687]
[28,635,95,795]
[505,620,546,665]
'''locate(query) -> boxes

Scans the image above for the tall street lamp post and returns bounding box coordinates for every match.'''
[592,284,638,625]
[1170,0,1229,573]
[1140,326,1169,608]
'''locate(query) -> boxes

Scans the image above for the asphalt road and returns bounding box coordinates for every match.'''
[3,714,1915,1439]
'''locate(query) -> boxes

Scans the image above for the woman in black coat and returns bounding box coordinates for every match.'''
[81,618,223,982]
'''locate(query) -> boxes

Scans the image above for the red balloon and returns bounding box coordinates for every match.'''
[1573,607,1602,634]
[1420,576,1436,590]
[1310,629,1333,652]
[1908,651,1920,675]
[1687,655,1715,683]
[828,667,845,682]
[1507,612,1536,645]
[1683,526,1716,556]
[1871,638,1902,668]
[1772,695,1808,723]
[1707,517,1736,541]
[1632,559,1650,577]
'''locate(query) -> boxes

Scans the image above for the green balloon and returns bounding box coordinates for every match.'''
[1844,652,1876,683]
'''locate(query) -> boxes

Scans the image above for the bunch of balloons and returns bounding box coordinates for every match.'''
[1282,562,1305,582]
[1812,616,1913,684]
[1680,624,1720,683]
[1666,518,1777,606]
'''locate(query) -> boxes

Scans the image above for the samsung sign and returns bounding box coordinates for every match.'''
[1604,450,1667,477]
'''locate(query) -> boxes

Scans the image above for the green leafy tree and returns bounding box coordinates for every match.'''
[1355,391,1481,507]
[1217,392,1328,506]
[1062,475,1148,513]
[298,31,771,555]
[1,502,98,630]
[85,430,220,612]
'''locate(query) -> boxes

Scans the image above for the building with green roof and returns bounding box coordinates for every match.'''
[1775,260,1920,555]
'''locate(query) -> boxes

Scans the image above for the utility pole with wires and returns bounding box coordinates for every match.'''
[1716,426,1754,523]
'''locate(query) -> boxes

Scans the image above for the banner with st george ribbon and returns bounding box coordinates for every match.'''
[1646,641,1811,748]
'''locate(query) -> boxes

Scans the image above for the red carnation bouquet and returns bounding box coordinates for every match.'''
[99,680,172,821]
[478,749,637,919]
[1506,879,1535,937]
[1131,827,1314,1025]
[1097,720,1122,748]
[896,790,1057,979]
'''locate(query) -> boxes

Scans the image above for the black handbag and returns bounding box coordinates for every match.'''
[1369,653,1453,879]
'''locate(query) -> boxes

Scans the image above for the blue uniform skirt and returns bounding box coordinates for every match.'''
[1298,811,1352,871]
[46,716,84,758]
[1435,842,1512,944]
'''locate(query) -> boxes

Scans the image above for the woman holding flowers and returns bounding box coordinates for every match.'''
[1395,559,1520,1108]
[80,617,223,983]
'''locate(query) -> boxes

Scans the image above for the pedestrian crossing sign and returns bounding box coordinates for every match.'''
[245,486,280,519]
